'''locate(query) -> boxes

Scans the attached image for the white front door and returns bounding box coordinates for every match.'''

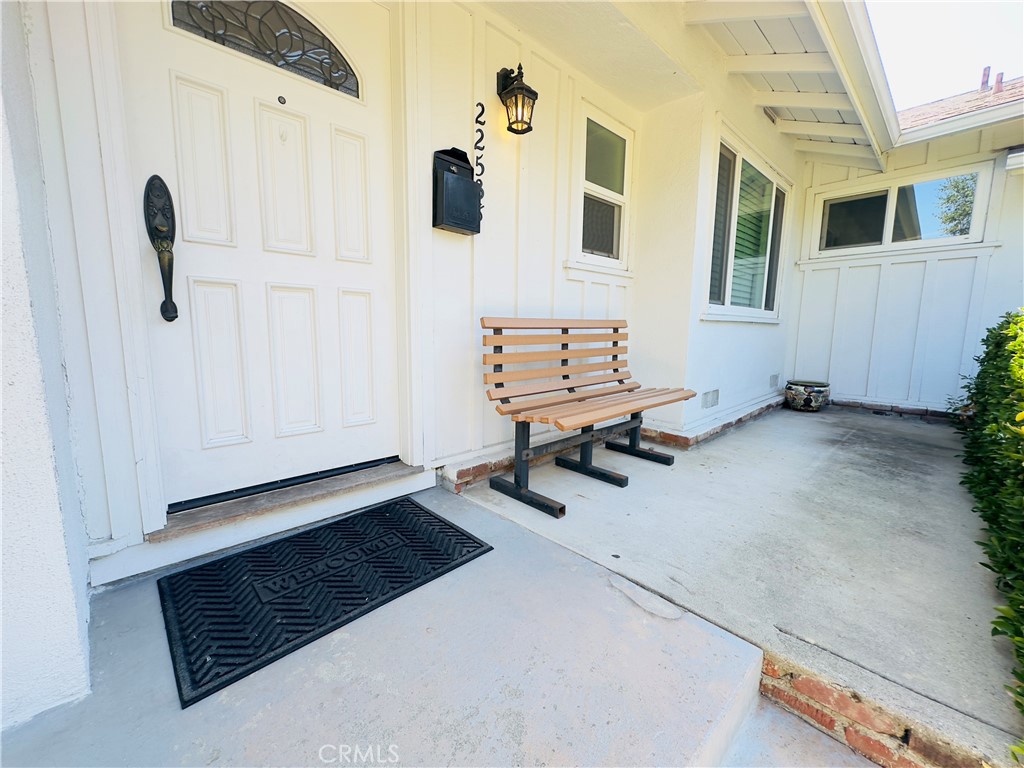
[116,1,401,505]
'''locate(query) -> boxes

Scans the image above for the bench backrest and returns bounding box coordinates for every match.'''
[481,317,640,416]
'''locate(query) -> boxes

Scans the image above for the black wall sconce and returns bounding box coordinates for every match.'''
[496,63,538,135]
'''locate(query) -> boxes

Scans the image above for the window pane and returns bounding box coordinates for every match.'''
[709,146,735,305]
[582,194,620,259]
[764,189,785,312]
[729,160,773,309]
[585,119,626,195]
[821,192,888,249]
[893,173,977,241]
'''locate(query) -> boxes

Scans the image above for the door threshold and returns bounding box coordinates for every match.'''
[147,461,425,544]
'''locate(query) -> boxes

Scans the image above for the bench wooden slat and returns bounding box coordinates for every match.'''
[484,359,627,385]
[482,332,627,347]
[554,388,697,431]
[483,345,628,365]
[530,388,673,422]
[487,371,631,401]
[513,388,669,422]
[481,316,692,517]
[495,383,641,416]
[481,317,627,330]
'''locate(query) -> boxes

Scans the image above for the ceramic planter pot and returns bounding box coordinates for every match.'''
[785,380,830,412]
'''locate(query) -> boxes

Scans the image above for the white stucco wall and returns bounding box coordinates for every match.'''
[625,3,804,436]
[789,123,1024,410]
[1,102,90,728]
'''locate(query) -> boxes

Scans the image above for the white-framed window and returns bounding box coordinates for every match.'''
[813,163,991,257]
[575,108,633,271]
[707,139,788,316]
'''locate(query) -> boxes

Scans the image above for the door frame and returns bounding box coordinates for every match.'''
[39,0,423,549]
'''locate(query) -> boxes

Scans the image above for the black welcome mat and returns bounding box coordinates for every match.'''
[158,497,491,707]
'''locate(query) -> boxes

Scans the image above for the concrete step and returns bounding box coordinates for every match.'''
[2,488,766,767]
[599,574,764,766]
[463,407,1021,766]
[724,697,876,767]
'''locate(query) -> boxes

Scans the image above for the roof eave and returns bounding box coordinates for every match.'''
[805,0,897,155]
[818,0,1024,151]
[896,100,1024,146]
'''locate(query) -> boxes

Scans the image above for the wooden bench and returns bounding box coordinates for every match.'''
[481,317,696,518]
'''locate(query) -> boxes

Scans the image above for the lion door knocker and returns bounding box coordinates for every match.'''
[143,175,178,322]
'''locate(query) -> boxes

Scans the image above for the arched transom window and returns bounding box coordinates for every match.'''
[170,1,359,98]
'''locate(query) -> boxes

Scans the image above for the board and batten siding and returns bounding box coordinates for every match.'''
[792,128,1023,411]
[413,3,639,465]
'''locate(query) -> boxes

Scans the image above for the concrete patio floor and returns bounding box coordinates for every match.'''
[4,406,1017,767]
[2,488,870,767]
[465,406,1022,764]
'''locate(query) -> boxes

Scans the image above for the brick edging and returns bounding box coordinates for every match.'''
[450,456,514,494]
[830,400,953,423]
[641,399,783,449]
[760,654,991,768]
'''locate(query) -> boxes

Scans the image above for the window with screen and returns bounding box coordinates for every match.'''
[707,141,787,314]
[580,116,631,266]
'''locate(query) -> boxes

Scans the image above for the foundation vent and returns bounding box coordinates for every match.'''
[770,374,780,389]
[701,389,720,409]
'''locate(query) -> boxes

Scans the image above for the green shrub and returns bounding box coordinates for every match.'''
[953,310,1024,740]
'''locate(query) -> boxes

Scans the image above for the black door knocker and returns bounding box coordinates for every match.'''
[143,175,178,322]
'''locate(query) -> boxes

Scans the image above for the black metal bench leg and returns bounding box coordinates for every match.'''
[605,412,675,465]
[555,425,629,487]
[489,420,566,518]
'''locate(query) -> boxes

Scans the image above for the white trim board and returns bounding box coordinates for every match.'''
[896,104,1024,147]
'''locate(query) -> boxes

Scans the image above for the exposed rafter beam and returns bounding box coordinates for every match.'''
[798,151,882,172]
[777,121,868,140]
[792,140,876,159]
[725,52,835,74]
[684,1,808,25]
[751,91,853,110]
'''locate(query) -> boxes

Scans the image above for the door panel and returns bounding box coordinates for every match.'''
[173,75,235,246]
[116,2,400,504]
[189,277,251,448]
[256,102,313,255]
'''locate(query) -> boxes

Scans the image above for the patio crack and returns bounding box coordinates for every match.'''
[774,624,1020,738]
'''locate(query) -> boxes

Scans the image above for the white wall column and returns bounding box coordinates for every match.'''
[2,1,91,729]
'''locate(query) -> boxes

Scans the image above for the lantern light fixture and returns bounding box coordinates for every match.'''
[496,63,538,135]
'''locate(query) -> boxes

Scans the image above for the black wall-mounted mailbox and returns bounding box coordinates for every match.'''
[432,148,481,235]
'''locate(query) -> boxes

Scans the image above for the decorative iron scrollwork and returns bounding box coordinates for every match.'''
[171,0,359,98]
[143,175,179,322]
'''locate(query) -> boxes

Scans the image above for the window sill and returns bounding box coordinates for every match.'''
[563,259,634,279]
[799,240,1002,267]
[809,238,996,261]
[700,309,781,325]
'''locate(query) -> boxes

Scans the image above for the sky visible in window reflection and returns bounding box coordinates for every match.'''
[893,174,977,241]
